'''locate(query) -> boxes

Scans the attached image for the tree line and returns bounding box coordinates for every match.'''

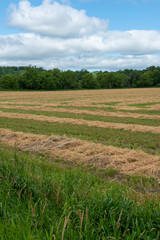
[0,65,160,90]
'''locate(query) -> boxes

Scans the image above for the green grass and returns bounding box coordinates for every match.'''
[0,116,160,154]
[1,107,160,127]
[92,102,120,106]
[103,168,120,177]
[128,102,160,108]
[45,105,119,112]
[122,109,160,115]
[0,144,160,239]
[0,103,40,107]
[0,99,17,102]
[61,102,70,105]
[46,104,160,116]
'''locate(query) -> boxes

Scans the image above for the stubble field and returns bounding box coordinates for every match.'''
[0,88,160,178]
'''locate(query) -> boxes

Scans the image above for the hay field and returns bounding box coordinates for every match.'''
[0,88,160,178]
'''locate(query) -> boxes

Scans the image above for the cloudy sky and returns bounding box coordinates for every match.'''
[0,0,160,70]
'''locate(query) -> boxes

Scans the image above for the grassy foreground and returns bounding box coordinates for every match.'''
[0,144,160,240]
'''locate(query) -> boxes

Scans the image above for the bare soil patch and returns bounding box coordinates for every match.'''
[0,128,159,178]
[1,111,160,134]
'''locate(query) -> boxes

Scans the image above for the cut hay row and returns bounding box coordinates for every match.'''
[1,104,160,120]
[1,106,160,128]
[1,115,160,154]
[1,110,160,134]
[0,127,160,178]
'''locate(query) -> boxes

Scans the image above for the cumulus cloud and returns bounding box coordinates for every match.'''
[7,0,109,38]
[1,51,160,71]
[1,0,160,70]
[1,31,160,70]
[104,30,160,55]
[1,30,160,59]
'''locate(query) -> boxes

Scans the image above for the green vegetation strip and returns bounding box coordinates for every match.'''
[0,103,40,107]
[0,116,160,154]
[128,102,160,108]
[1,104,160,116]
[0,144,160,239]
[46,105,119,112]
[92,102,120,106]
[46,105,160,115]
[122,109,160,115]
[1,107,160,127]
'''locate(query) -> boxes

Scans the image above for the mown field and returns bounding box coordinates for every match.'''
[0,88,160,239]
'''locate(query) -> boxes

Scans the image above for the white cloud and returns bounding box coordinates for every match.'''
[1,51,160,71]
[104,30,160,55]
[1,30,160,59]
[1,0,160,70]
[7,0,109,38]
[1,32,160,70]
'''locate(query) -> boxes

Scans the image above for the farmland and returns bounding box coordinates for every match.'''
[0,88,160,239]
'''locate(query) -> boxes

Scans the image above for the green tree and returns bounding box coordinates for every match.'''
[132,70,142,88]
[97,72,113,88]
[62,70,77,89]
[153,69,160,86]
[137,71,154,87]
[41,71,57,90]
[81,73,100,89]
[23,66,41,89]
[113,72,129,88]
[50,68,63,89]
[0,75,19,89]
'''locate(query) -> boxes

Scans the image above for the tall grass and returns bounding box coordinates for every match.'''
[0,145,160,239]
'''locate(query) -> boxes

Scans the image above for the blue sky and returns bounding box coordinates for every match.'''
[0,0,160,70]
[74,0,160,31]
